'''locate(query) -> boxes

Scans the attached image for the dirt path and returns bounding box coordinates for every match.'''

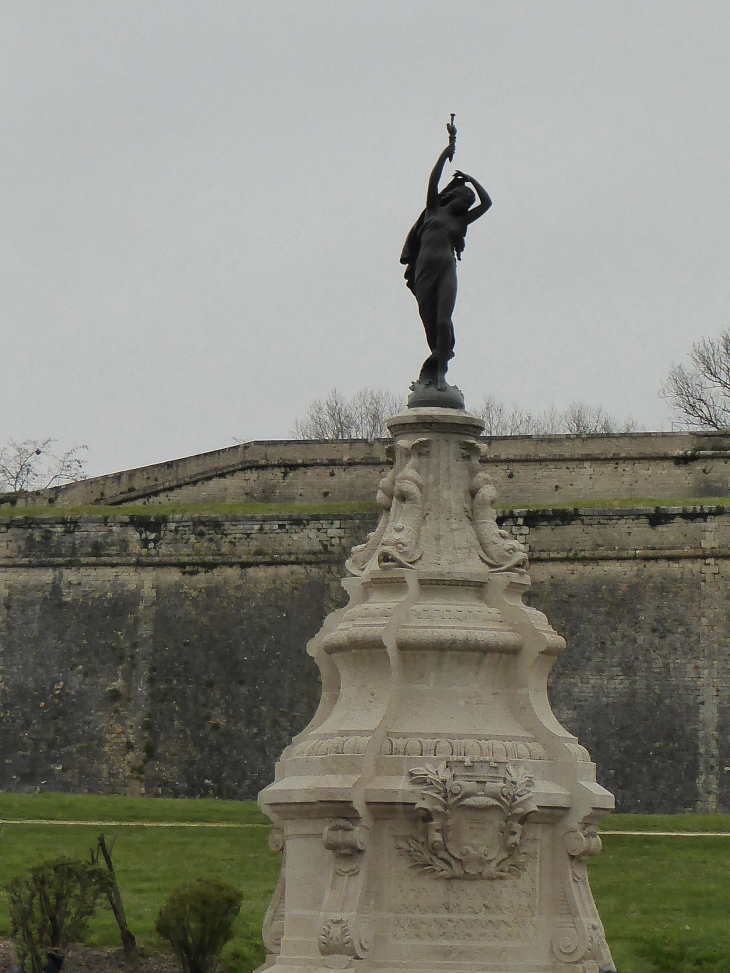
[0,941,177,973]
[3,819,729,835]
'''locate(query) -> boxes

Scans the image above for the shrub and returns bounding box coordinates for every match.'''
[5,857,111,972]
[156,878,243,973]
[221,928,266,973]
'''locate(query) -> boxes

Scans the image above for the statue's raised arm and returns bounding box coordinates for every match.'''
[400,116,492,407]
[425,115,457,211]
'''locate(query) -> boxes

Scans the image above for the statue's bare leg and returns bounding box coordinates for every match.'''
[436,272,457,390]
[436,338,449,390]
[416,281,439,385]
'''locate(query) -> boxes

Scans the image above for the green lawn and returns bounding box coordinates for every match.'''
[0,794,276,972]
[0,791,269,825]
[1,797,730,973]
[591,828,730,973]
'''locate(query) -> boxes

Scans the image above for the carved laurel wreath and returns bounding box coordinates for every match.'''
[397,762,537,880]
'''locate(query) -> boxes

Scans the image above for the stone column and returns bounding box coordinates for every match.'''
[259,408,616,973]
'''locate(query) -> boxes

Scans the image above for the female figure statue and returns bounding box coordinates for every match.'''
[400,118,492,394]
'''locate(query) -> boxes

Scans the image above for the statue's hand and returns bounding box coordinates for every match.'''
[446,117,457,160]
[454,169,471,183]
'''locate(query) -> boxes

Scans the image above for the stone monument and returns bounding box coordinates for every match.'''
[258,122,617,973]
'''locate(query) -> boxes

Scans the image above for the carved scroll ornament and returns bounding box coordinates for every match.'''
[398,762,537,880]
[323,819,368,875]
[377,439,428,568]
[469,470,528,571]
[261,828,286,955]
[565,824,602,861]
[346,467,395,575]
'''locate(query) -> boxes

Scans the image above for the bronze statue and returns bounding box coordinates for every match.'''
[401,116,491,405]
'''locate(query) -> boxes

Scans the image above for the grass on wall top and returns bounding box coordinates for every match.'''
[0,501,380,519]
[0,496,729,520]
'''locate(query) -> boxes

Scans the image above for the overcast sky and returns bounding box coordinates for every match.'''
[2,2,730,476]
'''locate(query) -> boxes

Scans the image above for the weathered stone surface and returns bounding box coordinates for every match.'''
[0,503,728,810]
[0,561,339,797]
[258,408,615,973]
[534,565,703,813]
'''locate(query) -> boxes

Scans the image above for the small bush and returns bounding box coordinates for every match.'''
[5,857,111,972]
[156,878,243,973]
[221,928,266,973]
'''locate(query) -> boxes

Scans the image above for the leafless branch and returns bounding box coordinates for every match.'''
[661,329,730,430]
[475,397,638,436]
[0,439,88,493]
[292,388,405,440]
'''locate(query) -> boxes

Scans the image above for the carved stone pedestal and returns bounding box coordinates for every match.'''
[258,408,616,973]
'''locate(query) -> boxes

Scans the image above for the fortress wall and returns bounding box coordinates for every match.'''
[499,507,730,814]
[136,460,390,506]
[4,430,730,510]
[1,505,728,812]
[488,450,730,504]
[2,441,392,508]
[107,447,730,508]
[529,558,730,815]
[0,512,369,799]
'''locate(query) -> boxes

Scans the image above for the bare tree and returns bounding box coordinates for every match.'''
[475,396,638,436]
[661,329,730,430]
[477,397,530,436]
[0,439,88,493]
[293,389,639,441]
[535,405,566,435]
[292,388,405,440]
[561,402,637,434]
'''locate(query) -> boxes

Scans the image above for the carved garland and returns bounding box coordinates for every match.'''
[397,762,537,880]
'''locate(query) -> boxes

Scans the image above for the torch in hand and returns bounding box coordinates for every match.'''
[447,113,457,161]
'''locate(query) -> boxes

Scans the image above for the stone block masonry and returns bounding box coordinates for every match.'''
[0,513,367,799]
[1,503,728,812]
[4,429,730,510]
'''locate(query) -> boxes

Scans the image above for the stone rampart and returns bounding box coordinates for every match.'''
[4,430,730,509]
[1,503,728,812]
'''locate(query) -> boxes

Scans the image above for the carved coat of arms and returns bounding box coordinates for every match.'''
[398,762,537,880]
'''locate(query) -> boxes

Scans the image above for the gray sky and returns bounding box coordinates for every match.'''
[3,1,730,476]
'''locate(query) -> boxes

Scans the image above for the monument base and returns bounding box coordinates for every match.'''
[258,407,617,973]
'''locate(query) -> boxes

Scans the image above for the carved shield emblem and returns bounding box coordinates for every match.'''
[397,761,537,880]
